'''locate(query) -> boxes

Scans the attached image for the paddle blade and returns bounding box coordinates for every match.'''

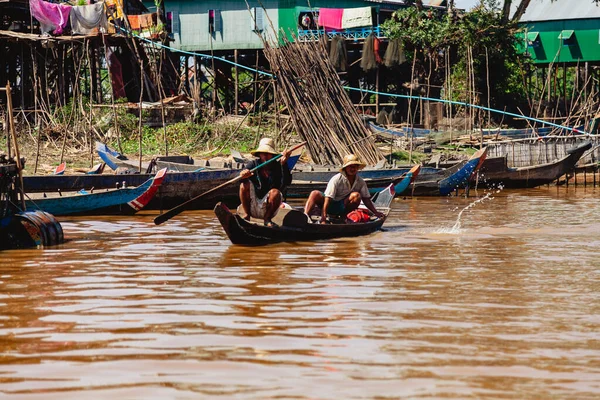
[154,207,179,225]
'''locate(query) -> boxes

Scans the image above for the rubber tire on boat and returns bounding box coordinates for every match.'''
[35,211,64,245]
[18,212,49,246]
[15,211,64,247]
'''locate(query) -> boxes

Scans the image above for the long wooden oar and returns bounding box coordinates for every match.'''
[154,141,306,225]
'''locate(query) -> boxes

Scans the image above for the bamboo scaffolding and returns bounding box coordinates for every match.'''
[262,36,382,166]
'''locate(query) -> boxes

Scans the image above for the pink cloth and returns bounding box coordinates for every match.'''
[29,0,72,35]
[318,8,343,30]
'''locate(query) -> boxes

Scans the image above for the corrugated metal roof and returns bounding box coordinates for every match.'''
[519,0,600,22]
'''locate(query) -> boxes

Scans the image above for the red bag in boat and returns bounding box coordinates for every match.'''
[346,209,371,223]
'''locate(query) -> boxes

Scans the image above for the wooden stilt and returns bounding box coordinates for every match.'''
[5,82,26,210]
[234,49,239,116]
[375,66,380,117]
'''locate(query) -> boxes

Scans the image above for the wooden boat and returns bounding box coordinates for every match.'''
[24,168,167,216]
[214,177,401,245]
[403,147,487,196]
[292,163,439,182]
[473,141,591,188]
[368,121,432,138]
[96,141,302,173]
[287,164,421,198]
[481,125,585,139]
[53,162,66,175]
[22,167,244,210]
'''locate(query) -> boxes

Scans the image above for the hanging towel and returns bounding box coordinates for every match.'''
[341,7,372,29]
[29,0,72,35]
[70,2,108,35]
[318,8,343,30]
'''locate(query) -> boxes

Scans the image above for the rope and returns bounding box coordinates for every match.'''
[118,27,588,135]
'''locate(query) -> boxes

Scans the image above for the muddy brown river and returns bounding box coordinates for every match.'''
[1,186,599,399]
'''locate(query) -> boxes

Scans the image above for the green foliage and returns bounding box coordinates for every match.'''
[381,1,533,118]
[389,150,428,163]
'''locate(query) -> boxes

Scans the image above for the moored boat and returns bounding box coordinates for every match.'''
[287,164,421,198]
[401,147,487,196]
[24,168,167,215]
[473,141,591,188]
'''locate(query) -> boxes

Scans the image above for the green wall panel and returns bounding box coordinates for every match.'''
[521,19,600,64]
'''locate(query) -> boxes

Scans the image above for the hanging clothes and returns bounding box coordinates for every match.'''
[29,0,72,35]
[373,35,382,64]
[138,13,156,29]
[104,0,123,19]
[127,15,140,30]
[318,8,343,30]
[341,7,372,29]
[106,48,126,100]
[70,2,108,35]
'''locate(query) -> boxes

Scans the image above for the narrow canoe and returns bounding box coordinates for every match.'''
[215,178,401,245]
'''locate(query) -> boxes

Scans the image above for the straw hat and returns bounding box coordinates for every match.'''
[340,154,366,172]
[251,138,278,156]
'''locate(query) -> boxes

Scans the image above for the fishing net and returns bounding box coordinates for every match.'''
[360,33,378,72]
[376,109,389,125]
[384,38,406,68]
[329,36,348,71]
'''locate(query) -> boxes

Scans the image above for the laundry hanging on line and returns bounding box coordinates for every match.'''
[29,0,72,35]
[70,2,108,35]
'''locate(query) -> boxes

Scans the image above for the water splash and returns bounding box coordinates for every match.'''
[436,186,503,234]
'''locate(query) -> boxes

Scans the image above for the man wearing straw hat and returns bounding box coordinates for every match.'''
[304,154,385,224]
[239,138,292,227]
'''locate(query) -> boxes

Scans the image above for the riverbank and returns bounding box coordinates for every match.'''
[5,110,474,175]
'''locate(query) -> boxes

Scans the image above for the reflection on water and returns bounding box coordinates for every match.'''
[1,186,599,398]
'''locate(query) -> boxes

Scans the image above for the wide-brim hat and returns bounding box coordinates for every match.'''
[340,154,366,172]
[251,138,278,156]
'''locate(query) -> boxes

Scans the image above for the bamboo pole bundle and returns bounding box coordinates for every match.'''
[262,36,382,166]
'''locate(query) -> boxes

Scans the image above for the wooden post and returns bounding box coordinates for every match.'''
[6,82,26,210]
[375,66,380,117]
[184,55,190,94]
[195,56,202,100]
[138,58,145,173]
[234,49,239,116]
[584,62,589,99]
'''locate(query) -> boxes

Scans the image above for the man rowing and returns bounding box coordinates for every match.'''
[239,138,292,227]
[304,154,385,224]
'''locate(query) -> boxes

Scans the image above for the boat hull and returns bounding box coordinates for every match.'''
[215,202,386,245]
[24,169,166,215]
[473,141,591,188]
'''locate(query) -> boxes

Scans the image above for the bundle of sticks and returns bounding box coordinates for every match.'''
[263,37,382,166]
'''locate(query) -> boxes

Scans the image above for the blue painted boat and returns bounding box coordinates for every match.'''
[368,122,432,138]
[96,141,302,173]
[24,169,167,215]
[401,147,487,196]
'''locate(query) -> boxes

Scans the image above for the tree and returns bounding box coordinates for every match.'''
[381,1,532,119]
